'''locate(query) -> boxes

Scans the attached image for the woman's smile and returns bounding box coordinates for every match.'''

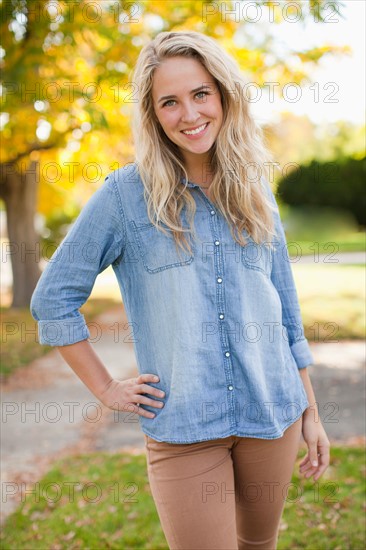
[181,122,210,138]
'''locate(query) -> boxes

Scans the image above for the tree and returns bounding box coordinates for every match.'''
[0,0,348,306]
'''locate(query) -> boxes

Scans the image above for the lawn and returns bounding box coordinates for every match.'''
[280,204,366,255]
[0,446,364,549]
[292,264,365,341]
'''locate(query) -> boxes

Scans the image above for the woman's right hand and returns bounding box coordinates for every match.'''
[98,374,165,418]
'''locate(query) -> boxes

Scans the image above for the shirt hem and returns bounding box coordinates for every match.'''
[141,401,308,444]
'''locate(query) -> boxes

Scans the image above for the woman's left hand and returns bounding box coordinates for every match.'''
[299,409,331,481]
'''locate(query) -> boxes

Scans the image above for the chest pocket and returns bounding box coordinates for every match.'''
[131,219,194,274]
[241,232,273,277]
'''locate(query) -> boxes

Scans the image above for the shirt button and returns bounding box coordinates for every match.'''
[210,210,216,215]
[219,314,224,320]
[228,385,234,391]
[217,277,223,283]
[225,351,230,357]
[214,240,220,246]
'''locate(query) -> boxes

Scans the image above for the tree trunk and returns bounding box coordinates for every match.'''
[1,160,42,308]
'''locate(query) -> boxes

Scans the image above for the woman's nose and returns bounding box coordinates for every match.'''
[180,102,200,124]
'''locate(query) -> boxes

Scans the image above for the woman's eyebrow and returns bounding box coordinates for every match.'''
[157,84,213,104]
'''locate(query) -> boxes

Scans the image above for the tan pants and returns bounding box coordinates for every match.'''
[144,416,302,550]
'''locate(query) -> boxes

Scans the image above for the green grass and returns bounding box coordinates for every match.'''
[292,264,365,341]
[0,307,51,380]
[0,452,167,550]
[0,298,120,381]
[278,446,366,550]
[288,233,366,256]
[279,204,365,256]
[0,446,364,549]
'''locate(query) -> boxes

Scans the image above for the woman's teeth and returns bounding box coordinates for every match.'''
[182,123,208,135]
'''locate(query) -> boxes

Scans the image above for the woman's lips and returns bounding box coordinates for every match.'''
[181,122,210,139]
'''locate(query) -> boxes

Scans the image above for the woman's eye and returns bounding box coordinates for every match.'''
[162,91,209,107]
[163,99,175,107]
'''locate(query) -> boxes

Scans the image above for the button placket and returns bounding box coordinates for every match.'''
[211,214,235,420]
[197,188,236,427]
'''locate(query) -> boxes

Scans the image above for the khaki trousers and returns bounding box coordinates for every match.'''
[144,416,302,550]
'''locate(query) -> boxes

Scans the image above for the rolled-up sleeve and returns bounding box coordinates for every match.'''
[262,177,314,369]
[30,174,126,346]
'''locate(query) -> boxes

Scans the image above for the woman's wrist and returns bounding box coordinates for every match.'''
[97,377,115,402]
[303,402,320,421]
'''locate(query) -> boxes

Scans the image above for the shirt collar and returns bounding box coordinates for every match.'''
[180,176,197,189]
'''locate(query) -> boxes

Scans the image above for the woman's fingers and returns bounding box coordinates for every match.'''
[132,381,165,411]
[135,394,165,408]
[138,382,165,399]
[299,456,312,471]
[120,401,156,419]
[137,407,157,419]
[299,447,330,480]
[299,455,309,467]
[299,456,318,477]
[314,445,330,480]
[305,438,320,468]
[103,375,165,419]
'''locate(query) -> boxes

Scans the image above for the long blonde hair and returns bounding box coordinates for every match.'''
[131,31,278,257]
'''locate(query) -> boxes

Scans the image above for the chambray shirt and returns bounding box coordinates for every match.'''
[30,163,314,444]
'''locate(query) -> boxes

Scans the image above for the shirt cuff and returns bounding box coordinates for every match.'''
[37,316,90,346]
[290,338,314,369]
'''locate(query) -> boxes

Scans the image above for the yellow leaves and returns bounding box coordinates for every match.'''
[82,28,112,52]
[297,44,351,64]
[75,58,88,73]
[53,113,69,134]
[2,0,355,224]
[38,66,56,79]
[89,134,100,146]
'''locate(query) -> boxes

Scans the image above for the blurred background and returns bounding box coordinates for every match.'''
[0,1,365,548]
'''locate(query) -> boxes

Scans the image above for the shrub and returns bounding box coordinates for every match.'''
[277,157,366,226]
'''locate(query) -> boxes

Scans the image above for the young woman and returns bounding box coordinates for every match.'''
[31,31,330,550]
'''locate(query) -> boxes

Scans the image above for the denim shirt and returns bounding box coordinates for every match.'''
[30,163,314,443]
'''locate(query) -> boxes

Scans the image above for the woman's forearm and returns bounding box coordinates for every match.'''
[299,367,319,419]
[57,339,113,401]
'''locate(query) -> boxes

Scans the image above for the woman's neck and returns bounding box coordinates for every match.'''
[187,173,213,188]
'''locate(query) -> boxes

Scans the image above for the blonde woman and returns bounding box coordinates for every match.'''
[31,31,330,550]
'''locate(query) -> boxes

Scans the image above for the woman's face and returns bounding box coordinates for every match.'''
[151,56,223,171]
